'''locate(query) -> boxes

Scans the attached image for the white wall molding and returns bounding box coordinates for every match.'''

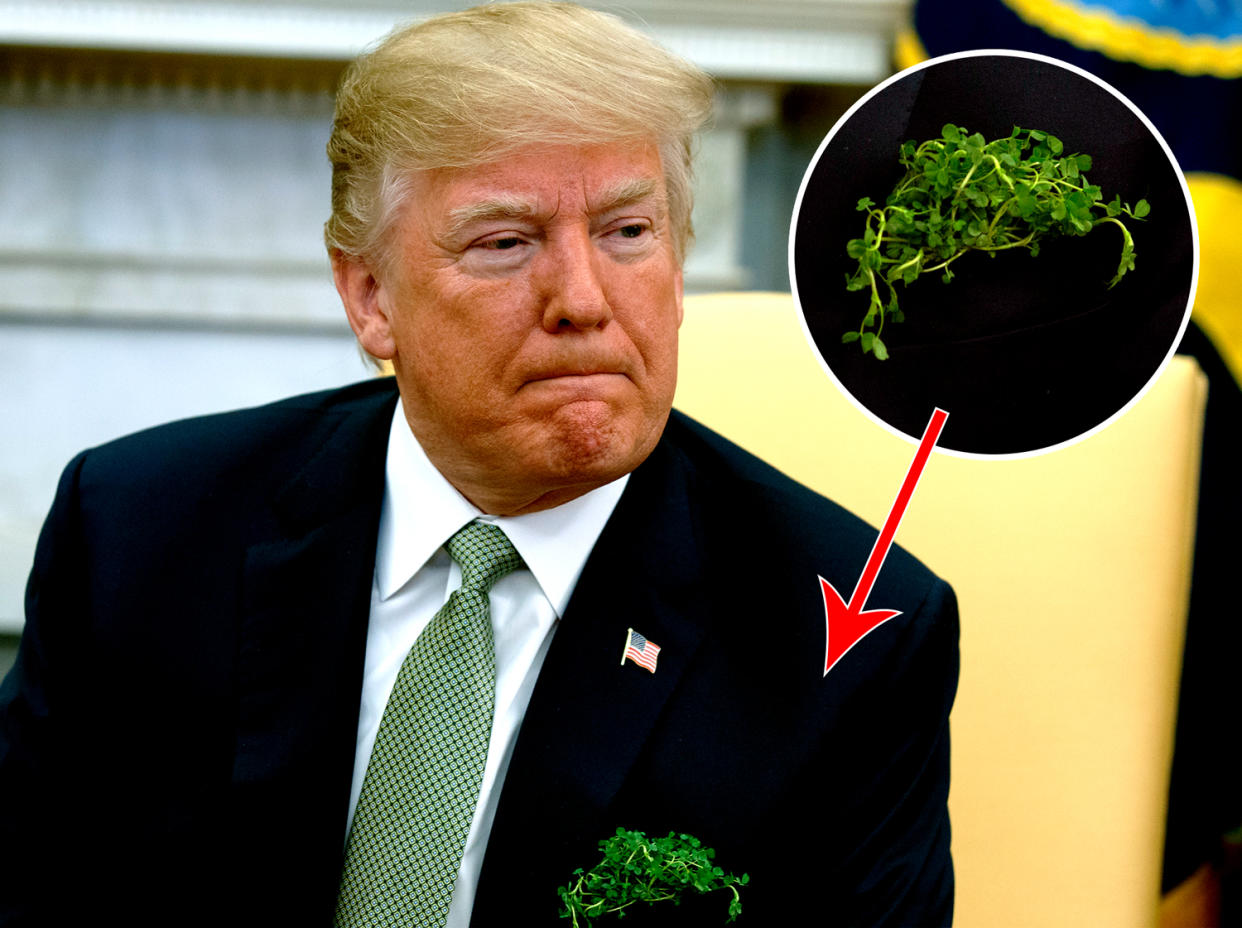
[0,0,908,83]
[0,1,394,59]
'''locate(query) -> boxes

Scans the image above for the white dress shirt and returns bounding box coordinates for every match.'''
[346,401,628,926]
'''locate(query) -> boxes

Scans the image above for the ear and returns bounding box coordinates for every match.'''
[332,250,397,360]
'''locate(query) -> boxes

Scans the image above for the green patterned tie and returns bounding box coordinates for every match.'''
[335,520,524,927]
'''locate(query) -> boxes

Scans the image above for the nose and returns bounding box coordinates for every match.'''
[537,230,613,332]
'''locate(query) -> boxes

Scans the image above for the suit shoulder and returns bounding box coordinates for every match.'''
[52,379,397,539]
[75,378,397,487]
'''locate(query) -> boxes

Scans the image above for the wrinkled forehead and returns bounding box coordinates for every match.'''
[413,141,670,226]
[447,177,663,231]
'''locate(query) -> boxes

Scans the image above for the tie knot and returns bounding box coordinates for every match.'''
[446,520,524,594]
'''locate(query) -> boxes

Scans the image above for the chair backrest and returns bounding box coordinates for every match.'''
[674,291,1206,928]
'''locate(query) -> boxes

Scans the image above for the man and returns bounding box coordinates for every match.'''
[0,4,958,926]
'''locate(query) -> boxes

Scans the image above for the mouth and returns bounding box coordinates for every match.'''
[523,364,630,383]
[519,371,632,401]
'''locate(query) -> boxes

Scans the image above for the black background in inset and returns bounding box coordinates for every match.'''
[792,54,1193,455]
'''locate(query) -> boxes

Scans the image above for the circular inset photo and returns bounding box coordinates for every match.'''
[790,51,1196,458]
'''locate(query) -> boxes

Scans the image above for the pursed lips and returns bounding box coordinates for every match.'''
[528,369,623,380]
[518,369,633,399]
[522,361,631,382]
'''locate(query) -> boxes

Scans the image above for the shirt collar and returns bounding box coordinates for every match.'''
[375,400,629,616]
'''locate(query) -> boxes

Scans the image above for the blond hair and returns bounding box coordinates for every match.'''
[324,1,714,268]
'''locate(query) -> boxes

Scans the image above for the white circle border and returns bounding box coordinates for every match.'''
[787,48,1200,461]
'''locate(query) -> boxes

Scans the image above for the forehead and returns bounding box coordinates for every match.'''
[417,141,668,219]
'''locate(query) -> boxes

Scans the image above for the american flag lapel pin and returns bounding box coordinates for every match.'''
[620,627,661,673]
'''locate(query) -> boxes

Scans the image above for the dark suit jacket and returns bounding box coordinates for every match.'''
[0,378,958,927]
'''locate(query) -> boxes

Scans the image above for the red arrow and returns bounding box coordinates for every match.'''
[821,407,949,676]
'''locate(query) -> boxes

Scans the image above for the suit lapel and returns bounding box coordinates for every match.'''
[472,430,715,922]
[227,383,398,910]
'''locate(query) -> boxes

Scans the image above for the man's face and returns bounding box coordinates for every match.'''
[337,141,684,515]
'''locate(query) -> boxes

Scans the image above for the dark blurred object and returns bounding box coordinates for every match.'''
[906,0,1242,179]
[1169,320,1242,918]
[907,0,1242,911]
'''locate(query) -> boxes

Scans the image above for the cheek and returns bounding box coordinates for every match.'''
[614,260,682,342]
[399,281,529,376]
[653,326,680,397]
[631,279,683,362]
[628,312,681,410]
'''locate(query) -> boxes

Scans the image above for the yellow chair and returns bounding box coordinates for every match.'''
[674,292,1206,928]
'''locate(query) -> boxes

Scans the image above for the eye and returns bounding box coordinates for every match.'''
[604,221,651,245]
[482,236,524,250]
[459,231,534,275]
[599,219,656,260]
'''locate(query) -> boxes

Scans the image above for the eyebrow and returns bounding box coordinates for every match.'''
[446,194,541,241]
[592,177,663,215]
[445,176,665,241]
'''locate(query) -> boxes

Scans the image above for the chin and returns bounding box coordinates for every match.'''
[540,402,664,482]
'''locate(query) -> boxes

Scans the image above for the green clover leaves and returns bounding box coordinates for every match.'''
[843,123,1150,359]
[559,828,748,926]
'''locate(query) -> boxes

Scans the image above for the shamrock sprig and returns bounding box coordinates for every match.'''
[843,123,1150,359]
[558,828,748,926]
